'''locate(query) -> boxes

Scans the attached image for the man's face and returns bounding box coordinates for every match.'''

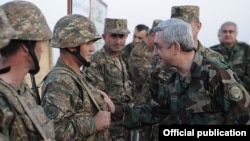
[220,24,237,47]
[132,28,148,46]
[102,30,128,54]
[153,31,174,67]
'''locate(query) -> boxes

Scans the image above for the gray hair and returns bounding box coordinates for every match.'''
[154,18,195,51]
[219,21,238,33]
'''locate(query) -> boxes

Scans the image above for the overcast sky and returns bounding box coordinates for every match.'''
[1,0,249,64]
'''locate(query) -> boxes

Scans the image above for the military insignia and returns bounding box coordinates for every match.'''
[229,85,243,101]
[115,20,121,28]
[45,105,59,119]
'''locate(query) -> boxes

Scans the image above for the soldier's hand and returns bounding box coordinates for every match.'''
[93,111,111,131]
[97,89,115,113]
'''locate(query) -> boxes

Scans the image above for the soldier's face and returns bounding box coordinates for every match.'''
[220,24,237,47]
[102,31,128,54]
[132,28,148,46]
[80,41,95,62]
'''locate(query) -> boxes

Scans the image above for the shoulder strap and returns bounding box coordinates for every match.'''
[53,67,101,111]
[0,81,48,140]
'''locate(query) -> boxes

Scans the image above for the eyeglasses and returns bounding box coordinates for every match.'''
[222,30,235,34]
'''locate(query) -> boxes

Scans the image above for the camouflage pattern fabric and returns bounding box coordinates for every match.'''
[197,40,224,61]
[116,52,250,128]
[1,0,51,41]
[51,14,101,48]
[85,47,133,141]
[0,79,55,141]
[171,5,199,23]
[121,42,134,79]
[210,42,250,94]
[41,59,110,141]
[0,7,14,49]
[104,18,130,34]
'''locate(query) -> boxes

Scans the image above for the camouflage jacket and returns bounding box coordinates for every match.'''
[85,47,133,140]
[128,40,153,100]
[210,41,250,94]
[41,59,110,141]
[116,52,250,127]
[0,79,55,141]
[121,42,134,79]
[197,40,224,61]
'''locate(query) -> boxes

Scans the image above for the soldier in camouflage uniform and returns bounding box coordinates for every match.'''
[110,18,250,131]
[0,1,55,141]
[121,24,149,79]
[41,14,113,141]
[128,19,167,141]
[85,18,133,141]
[210,21,250,94]
[171,5,224,61]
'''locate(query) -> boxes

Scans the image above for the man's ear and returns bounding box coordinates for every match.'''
[173,41,181,52]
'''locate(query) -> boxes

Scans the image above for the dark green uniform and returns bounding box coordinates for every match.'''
[114,52,250,128]
[210,42,250,94]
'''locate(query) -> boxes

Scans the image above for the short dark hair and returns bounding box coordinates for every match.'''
[135,24,149,33]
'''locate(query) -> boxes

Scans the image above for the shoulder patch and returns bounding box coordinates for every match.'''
[45,105,59,119]
[228,85,243,101]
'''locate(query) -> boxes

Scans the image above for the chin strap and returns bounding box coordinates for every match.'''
[66,46,91,67]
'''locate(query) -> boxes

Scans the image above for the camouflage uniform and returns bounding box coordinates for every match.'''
[85,18,132,141]
[121,42,134,79]
[41,60,110,141]
[0,1,55,141]
[0,80,55,141]
[87,48,133,141]
[114,52,250,127]
[197,40,224,61]
[41,14,110,141]
[210,42,250,94]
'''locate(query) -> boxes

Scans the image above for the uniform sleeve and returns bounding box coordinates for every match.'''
[114,83,170,129]
[211,68,250,124]
[41,80,97,140]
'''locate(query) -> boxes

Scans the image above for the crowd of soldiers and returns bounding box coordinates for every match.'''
[1,1,250,141]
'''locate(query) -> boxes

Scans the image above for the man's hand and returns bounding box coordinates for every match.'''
[97,89,115,113]
[93,111,111,131]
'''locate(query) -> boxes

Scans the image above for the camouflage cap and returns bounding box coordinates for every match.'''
[104,18,130,34]
[2,0,51,41]
[51,14,101,48]
[151,19,163,29]
[171,5,199,23]
[0,7,14,49]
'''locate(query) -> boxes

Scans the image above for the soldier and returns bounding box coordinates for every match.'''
[40,14,113,141]
[85,18,132,141]
[129,19,162,103]
[171,5,224,61]
[210,21,250,94]
[128,19,166,141]
[0,1,55,141]
[121,24,149,79]
[108,18,250,128]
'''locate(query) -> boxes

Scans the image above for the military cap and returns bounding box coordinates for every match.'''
[152,19,163,29]
[104,18,130,34]
[171,5,199,22]
[0,7,14,49]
